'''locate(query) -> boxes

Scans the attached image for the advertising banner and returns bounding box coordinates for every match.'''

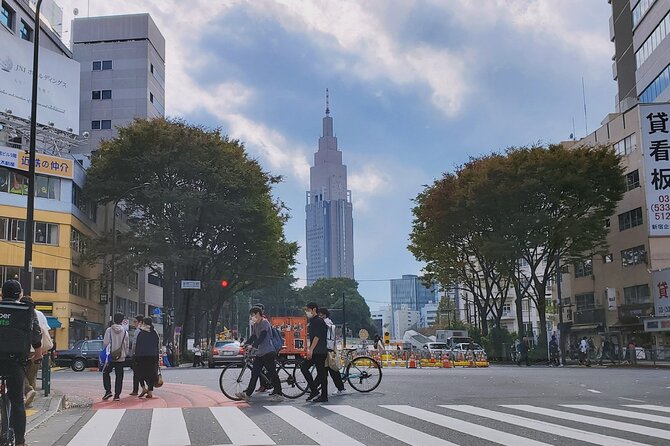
[0,31,79,133]
[0,145,73,179]
[606,287,617,311]
[652,268,670,317]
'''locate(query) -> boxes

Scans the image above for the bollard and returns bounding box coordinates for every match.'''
[41,355,50,397]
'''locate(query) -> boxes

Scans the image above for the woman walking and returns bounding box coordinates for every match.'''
[135,317,160,398]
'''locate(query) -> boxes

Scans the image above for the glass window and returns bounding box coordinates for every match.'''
[625,170,640,191]
[91,120,101,130]
[101,90,112,100]
[1,2,14,29]
[622,245,647,267]
[101,120,112,130]
[33,268,56,292]
[618,207,643,231]
[640,63,670,103]
[34,222,58,245]
[574,258,593,278]
[624,284,651,304]
[604,253,613,263]
[4,266,23,282]
[635,10,670,68]
[69,272,89,298]
[92,61,102,71]
[10,219,25,241]
[9,172,27,195]
[19,19,31,41]
[102,60,112,70]
[0,218,6,240]
[0,168,8,192]
[34,175,59,199]
[148,273,162,287]
[575,293,595,311]
[92,90,101,100]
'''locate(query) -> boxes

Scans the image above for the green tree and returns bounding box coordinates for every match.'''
[83,118,297,351]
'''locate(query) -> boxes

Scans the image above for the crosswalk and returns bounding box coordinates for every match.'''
[58,403,670,446]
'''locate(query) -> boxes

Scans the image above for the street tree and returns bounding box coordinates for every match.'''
[84,118,297,352]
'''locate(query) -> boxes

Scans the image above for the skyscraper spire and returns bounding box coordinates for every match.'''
[325,88,330,116]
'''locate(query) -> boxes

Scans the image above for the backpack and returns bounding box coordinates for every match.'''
[0,301,33,359]
[270,327,284,352]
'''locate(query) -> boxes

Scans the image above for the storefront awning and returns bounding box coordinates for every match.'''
[569,324,600,331]
[46,316,62,329]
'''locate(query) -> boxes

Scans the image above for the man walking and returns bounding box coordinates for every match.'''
[300,302,329,403]
[516,339,530,366]
[579,337,591,366]
[102,313,129,401]
[130,315,146,396]
[549,335,560,367]
[318,307,346,395]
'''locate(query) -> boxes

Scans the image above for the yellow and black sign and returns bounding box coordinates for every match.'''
[384,331,390,345]
[35,301,53,315]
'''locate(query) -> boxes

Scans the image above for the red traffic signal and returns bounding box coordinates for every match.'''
[220,280,229,288]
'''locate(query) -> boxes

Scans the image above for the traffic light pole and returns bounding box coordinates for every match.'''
[556,253,566,366]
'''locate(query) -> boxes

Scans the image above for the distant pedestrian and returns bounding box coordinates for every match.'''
[579,337,591,366]
[627,339,637,365]
[300,302,329,403]
[135,317,160,399]
[130,315,146,396]
[549,335,560,367]
[318,308,346,395]
[167,343,175,367]
[193,345,204,367]
[516,340,530,366]
[599,339,616,365]
[161,345,172,368]
[102,313,129,401]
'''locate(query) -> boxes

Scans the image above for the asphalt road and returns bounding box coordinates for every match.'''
[26,364,670,446]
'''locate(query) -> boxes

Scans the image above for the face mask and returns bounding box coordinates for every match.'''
[250,316,259,324]
[305,310,314,319]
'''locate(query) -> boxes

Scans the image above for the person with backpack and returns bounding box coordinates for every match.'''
[0,280,43,446]
[102,313,129,401]
[318,307,346,395]
[235,307,283,401]
[20,296,52,407]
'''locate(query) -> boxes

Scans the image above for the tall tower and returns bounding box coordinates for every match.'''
[305,90,354,285]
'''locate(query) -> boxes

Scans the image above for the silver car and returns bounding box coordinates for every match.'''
[207,340,244,368]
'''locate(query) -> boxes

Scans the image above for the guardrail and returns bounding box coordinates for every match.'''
[367,349,489,368]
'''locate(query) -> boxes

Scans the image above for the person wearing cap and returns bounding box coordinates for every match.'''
[0,280,43,446]
[20,296,52,408]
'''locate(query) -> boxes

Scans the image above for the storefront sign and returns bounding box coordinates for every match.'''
[0,145,73,179]
[34,301,53,314]
[641,104,670,236]
[645,317,670,332]
[652,268,670,317]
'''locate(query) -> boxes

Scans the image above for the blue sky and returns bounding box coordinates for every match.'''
[60,0,615,310]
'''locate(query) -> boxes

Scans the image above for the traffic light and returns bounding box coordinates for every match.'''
[384,331,390,345]
[220,280,229,288]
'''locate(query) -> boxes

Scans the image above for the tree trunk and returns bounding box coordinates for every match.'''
[515,287,525,338]
[208,297,226,345]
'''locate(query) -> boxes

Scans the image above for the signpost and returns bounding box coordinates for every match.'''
[180,280,201,290]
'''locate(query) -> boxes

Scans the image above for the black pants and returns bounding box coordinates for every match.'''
[328,367,345,391]
[132,359,146,393]
[245,352,281,397]
[103,362,125,396]
[136,357,158,391]
[516,352,530,366]
[1,363,26,444]
[301,354,328,398]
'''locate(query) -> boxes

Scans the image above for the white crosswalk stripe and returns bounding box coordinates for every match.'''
[62,403,670,446]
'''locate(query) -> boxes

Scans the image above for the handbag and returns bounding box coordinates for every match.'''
[326,350,341,371]
[110,332,126,362]
[155,366,164,387]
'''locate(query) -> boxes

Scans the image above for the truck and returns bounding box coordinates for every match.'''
[436,329,472,348]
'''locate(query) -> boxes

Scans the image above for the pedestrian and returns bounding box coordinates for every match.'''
[193,344,204,367]
[161,344,172,368]
[588,337,596,362]
[579,337,591,366]
[318,308,346,395]
[627,339,637,365]
[20,296,52,408]
[516,339,530,366]
[167,343,175,367]
[102,313,129,401]
[599,338,616,365]
[549,335,560,367]
[300,302,329,403]
[129,314,147,396]
[135,317,160,399]
[235,307,283,402]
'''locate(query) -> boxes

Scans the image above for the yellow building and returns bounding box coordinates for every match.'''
[0,147,105,349]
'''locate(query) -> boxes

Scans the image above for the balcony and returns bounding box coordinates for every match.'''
[573,308,606,325]
[618,303,654,325]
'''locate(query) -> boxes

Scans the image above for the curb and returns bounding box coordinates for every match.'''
[26,394,65,434]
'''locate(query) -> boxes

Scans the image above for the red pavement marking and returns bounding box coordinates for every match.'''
[56,379,245,410]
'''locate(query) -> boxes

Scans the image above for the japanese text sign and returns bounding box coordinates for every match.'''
[641,104,670,236]
[652,268,670,317]
[0,145,73,179]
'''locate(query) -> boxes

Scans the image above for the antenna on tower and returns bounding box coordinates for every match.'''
[325,88,330,116]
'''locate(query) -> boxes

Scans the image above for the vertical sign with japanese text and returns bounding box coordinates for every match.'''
[652,268,670,317]
[641,104,670,236]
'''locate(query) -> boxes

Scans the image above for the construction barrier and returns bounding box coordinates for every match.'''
[372,349,488,368]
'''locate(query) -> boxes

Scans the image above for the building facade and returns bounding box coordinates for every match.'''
[305,94,354,284]
[393,305,420,340]
[419,302,439,328]
[371,304,392,337]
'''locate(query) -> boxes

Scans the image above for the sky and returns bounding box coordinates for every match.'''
[56,0,616,311]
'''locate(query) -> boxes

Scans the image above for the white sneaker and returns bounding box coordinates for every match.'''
[269,393,284,401]
[335,388,347,396]
[235,392,250,402]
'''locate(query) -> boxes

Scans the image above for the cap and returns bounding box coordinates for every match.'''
[2,280,23,301]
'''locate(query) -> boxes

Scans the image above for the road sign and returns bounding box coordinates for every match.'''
[180,280,201,290]
[153,307,161,316]
[175,326,182,334]
[358,329,369,340]
[122,319,129,331]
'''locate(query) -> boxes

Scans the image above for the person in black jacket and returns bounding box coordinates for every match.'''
[0,280,42,446]
[300,302,329,403]
[134,317,160,398]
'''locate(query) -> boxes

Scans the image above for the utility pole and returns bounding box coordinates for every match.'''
[342,291,347,349]
[555,253,566,366]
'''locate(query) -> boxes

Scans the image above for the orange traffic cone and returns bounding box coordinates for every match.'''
[408,353,417,369]
[442,354,452,369]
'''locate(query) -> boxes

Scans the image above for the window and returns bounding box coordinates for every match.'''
[502,303,512,316]
[613,134,637,156]
[19,19,31,41]
[640,62,670,103]
[618,207,643,231]
[625,170,640,191]
[92,90,112,100]
[0,168,8,193]
[127,272,138,289]
[575,293,595,311]
[9,172,28,195]
[148,273,163,287]
[91,120,112,130]
[72,184,97,222]
[34,222,59,245]
[622,245,647,267]
[9,219,25,241]
[150,63,165,87]
[35,175,60,199]
[33,268,56,292]
[70,228,86,253]
[0,218,6,240]
[92,60,112,71]
[574,258,593,278]
[635,10,670,68]
[604,253,613,263]
[69,272,89,298]
[605,218,610,229]
[0,265,25,284]
[633,0,657,28]
[1,2,14,30]
[624,284,651,305]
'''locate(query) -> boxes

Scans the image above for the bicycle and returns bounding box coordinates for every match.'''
[0,376,15,446]
[219,350,307,401]
[294,348,382,393]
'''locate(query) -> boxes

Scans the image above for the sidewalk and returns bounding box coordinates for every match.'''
[26,392,64,434]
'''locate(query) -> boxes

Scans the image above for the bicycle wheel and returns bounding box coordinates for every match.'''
[219,363,251,401]
[291,361,314,393]
[0,393,14,446]
[346,356,382,392]
[278,360,308,399]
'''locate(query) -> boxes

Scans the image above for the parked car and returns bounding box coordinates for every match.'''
[451,342,486,357]
[423,342,449,357]
[54,339,132,371]
[208,340,244,368]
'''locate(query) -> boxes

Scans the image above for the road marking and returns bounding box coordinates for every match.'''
[148,407,191,446]
[623,404,670,413]
[210,407,276,445]
[562,404,670,425]
[442,405,648,446]
[325,405,458,446]
[505,405,670,440]
[618,397,645,403]
[587,389,601,394]
[382,405,549,446]
[67,409,125,446]
[266,406,364,446]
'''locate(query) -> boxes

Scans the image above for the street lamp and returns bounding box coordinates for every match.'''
[109,183,149,319]
[22,0,44,294]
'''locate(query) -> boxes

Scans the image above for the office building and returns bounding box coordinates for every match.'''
[305,92,354,284]
[393,305,420,340]
[371,304,392,337]
[419,302,439,328]
[390,275,437,312]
